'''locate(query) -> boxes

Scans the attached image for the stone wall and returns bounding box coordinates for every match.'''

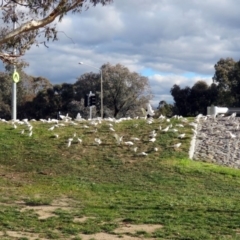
[193,115,240,169]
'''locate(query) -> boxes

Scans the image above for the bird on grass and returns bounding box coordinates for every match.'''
[113,133,123,145]
[77,138,82,144]
[149,130,157,137]
[159,114,166,119]
[226,131,236,139]
[192,129,197,135]
[178,133,186,139]
[176,124,184,128]
[67,138,73,147]
[109,127,115,132]
[171,143,181,149]
[48,126,55,131]
[189,122,198,128]
[28,125,33,131]
[139,152,148,156]
[162,126,169,132]
[131,137,140,141]
[149,137,156,142]
[124,141,134,146]
[133,147,138,152]
[95,138,102,145]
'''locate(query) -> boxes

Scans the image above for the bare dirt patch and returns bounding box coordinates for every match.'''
[0,231,45,240]
[1,197,163,240]
[79,232,157,240]
[78,223,163,240]
[114,223,163,234]
[20,197,73,219]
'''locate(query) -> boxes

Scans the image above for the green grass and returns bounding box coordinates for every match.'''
[0,117,240,239]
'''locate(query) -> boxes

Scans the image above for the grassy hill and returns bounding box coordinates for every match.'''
[0,117,240,240]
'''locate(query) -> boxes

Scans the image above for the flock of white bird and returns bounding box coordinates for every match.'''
[0,109,198,158]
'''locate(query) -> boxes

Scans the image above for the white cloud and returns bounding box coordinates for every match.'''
[1,0,240,110]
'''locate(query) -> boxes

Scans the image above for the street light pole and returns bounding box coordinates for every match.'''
[12,3,17,120]
[79,62,103,119]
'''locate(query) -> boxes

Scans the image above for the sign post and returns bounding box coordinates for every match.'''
[84,91,96,119]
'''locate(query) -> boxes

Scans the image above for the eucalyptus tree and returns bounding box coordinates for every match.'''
[170,84,191,116]
[0,0,113,65]
[75,63,152,118]
[157,100,173,117]
[189,81,211,115]
[170,81,219,116]
[0,68,53,119]
[228,60,240,107]
[101,63,152,118]
[0,71,11,118]
[212,58,236,106]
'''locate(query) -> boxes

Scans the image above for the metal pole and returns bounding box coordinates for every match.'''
[89,106,92,120]
[89,91,92,120]
[100,69,103,119]
[11,4,17,121]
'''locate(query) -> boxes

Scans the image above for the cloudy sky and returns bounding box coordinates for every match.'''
[1,0,240,107]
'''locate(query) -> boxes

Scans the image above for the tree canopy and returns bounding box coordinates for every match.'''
[167,57,240,117]
[75,63,152,118]
[0,0,113,64]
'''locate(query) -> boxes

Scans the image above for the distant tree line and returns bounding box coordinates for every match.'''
[158,58,240,117]
[0,63,152,120]
[2,58,240,119]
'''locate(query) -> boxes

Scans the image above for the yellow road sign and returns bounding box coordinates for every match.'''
[12,70,20,83]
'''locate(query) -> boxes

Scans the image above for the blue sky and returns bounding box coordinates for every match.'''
[1,0,240,107]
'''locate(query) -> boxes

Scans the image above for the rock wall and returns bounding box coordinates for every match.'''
[193,115,240,168]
